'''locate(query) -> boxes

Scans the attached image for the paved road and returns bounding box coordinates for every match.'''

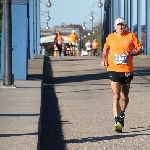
[49,56,150,150]
[0,55,150,150]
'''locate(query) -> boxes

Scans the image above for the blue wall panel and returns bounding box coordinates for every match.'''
[137,0,142,43]
[29,0,34,59]
[111,0,119,32]
[12,5,28,79]
[0,8,4,76]
[0,4,28,80]
[130,0,134,32]
[36,0,40,54]
[146,0,150,54]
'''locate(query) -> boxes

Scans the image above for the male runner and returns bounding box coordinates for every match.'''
[69,30,78,57]
[101,17,142,133]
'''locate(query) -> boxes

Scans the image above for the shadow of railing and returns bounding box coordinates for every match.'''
[38,56,65,150]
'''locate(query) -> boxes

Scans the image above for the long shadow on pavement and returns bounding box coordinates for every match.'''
[65,133,150,144]
[53,72,109,84]
[38,56,66,150]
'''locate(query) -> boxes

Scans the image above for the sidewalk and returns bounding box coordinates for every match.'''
[0,56,43,150]
[0,55,150,150]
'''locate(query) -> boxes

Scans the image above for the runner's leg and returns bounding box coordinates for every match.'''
[120,84,130,111]
[72,46,75,56]
[69,50,71,56]
[70,46,73,56]
[119,84,130,127]
[110,81,123,132]
[110,81,121,117]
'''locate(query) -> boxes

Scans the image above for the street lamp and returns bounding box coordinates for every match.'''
[82,21,93,43]
[82,14,94,44]
[89,12,94,43]
[40,0,52,8]
[83,26,86,30]
[97,0,103,55]
[89,11,100,40]
[40,0,52,32]
[46,0,52,7]
[40,22,49,30]
[89,15,94,21]
[91,0,103,55]
[82,22,86,30]
[97,0,103,8]
[40,11,51,21]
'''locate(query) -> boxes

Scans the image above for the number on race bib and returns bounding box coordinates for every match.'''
[114,54,127,64]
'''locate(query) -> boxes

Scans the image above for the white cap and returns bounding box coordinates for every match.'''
[72,30,75,33]
[115,18,126,25]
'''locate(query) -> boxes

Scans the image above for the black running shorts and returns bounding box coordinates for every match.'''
[71,44,75,47]
[108,71,133,84]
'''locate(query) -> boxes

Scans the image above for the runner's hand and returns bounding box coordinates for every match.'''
[122,50,129,55]
[101,60,107,66]
[122,50,136,56]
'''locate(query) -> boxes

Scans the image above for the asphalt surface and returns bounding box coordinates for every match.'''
[0,55,150,150]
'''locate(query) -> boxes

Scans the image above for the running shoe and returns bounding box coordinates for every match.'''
[114,122,122,133]
[120,111,125,127]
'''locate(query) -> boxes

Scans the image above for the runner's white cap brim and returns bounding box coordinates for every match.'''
[115,18,126,25]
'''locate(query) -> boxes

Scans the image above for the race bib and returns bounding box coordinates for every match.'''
[114,54,127,64]
[72,42,75,45]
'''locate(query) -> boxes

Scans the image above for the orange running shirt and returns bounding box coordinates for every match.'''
[69,33,77,44]
[104,31,142,72]
[92,41,98,49]
[57,35,63,44]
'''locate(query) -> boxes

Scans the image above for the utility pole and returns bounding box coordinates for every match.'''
[3,0,14,87]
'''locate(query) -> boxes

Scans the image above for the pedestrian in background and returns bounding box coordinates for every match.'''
[65,42,71,56]
[85,39,92,56]
[75,42,80,56]
[41,46,46,55]
[101,17,142,133]
[69,30,78,56]
[54,31,64,58]
[92,38,98,56]
[53,40,59,57]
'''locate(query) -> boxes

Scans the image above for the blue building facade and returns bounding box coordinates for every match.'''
[0,0,40,80]
[102,0,150,55]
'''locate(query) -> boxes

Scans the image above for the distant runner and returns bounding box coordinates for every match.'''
[69,30,78,57]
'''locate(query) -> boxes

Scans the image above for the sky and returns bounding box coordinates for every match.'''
[40,0,105,28]
[40,0,146,29]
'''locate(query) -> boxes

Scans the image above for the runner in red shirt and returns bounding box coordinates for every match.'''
[54,31,64,58]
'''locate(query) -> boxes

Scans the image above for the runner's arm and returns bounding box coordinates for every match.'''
[130,49,143,56]
[101,47,109,66]
[122,49,143,56]
[131,33,142,56]
[123,33,143,56]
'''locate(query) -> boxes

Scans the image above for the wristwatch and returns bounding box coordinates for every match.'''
[129,52,133,55]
